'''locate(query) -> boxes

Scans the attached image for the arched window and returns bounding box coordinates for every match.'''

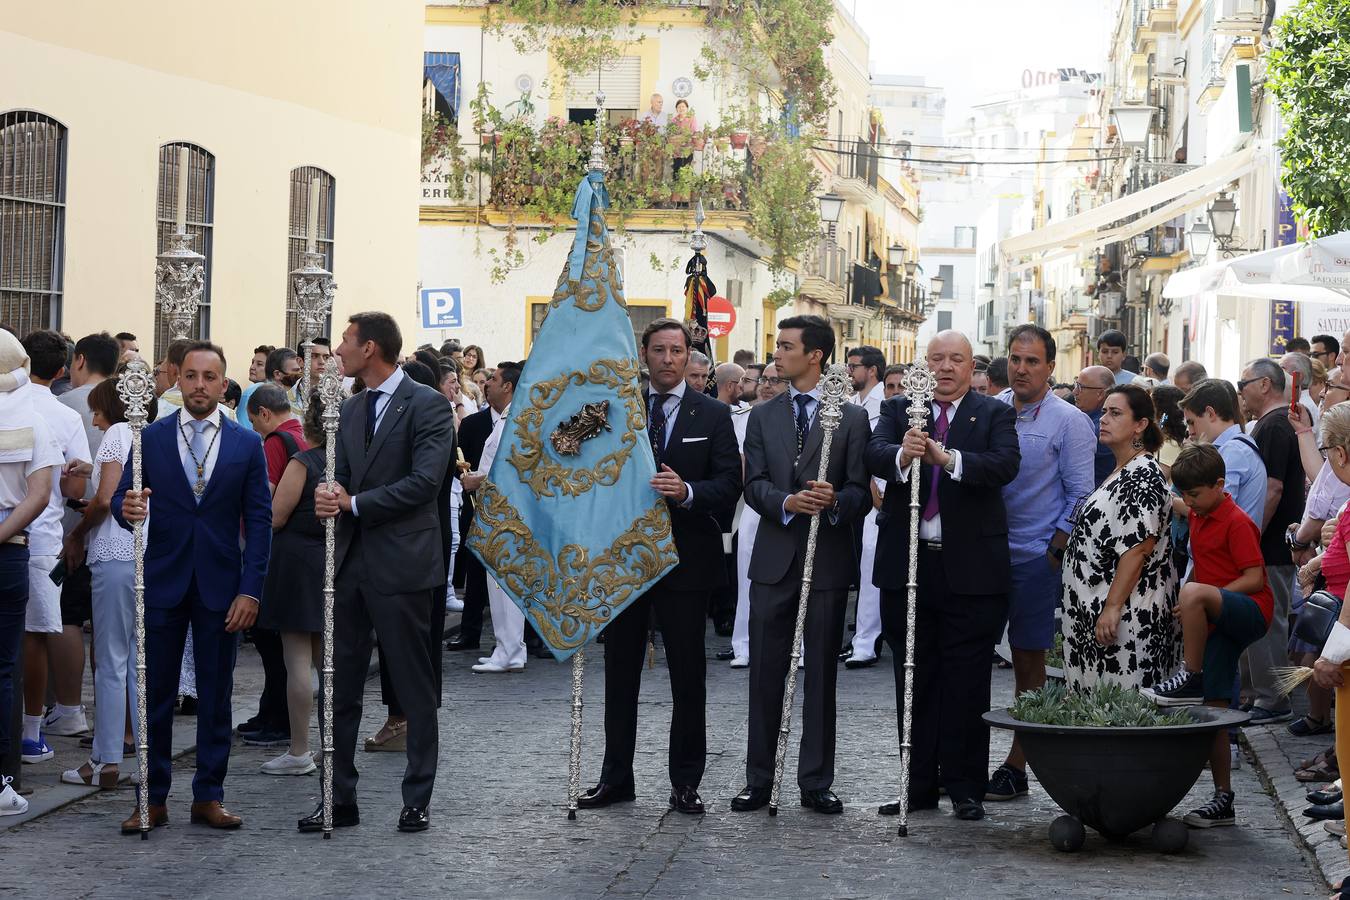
[0,110,67,334]
[286,166,335,349]
[153,142,215,360]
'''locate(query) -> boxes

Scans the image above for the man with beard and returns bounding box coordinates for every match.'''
[843,345,887,670]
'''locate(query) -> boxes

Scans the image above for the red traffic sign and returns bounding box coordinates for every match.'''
[707,295,736,339]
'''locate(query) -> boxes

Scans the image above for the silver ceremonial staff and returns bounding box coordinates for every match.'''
[317,358,343,837]
[896,359,936,837]
[769,362,851,816]
[117,360,155,839]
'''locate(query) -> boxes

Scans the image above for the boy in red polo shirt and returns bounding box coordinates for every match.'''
[1143,443,1271,828]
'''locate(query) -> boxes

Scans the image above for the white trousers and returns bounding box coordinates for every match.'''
[851,508,882,659]
[731,504,760,660]
[485,576,526,668]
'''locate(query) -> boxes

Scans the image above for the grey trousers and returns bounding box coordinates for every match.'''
[1244,563,1295,711]
[331,565,439,809]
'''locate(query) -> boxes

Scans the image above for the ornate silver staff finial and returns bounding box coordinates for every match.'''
[895,355,936,838]
[588,90,607,174]
[769,361,851,815]
[316,356,342,838]
[117,358,155,839]
[690,198,708,253]
[290,249,338,406]
[156,232,205,342]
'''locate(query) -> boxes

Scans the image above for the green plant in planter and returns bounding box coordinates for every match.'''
[421,112,470,201]
[1010,681,1192,728]
[746,131,820,276]
[764,286,795,310]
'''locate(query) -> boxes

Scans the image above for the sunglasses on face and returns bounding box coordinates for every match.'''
[1236,376,1268,391]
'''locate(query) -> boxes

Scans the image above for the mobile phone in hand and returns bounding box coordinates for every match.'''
[1291,371,1302,418]
[49,558,67,586]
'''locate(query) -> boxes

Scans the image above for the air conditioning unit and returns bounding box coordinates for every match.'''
[1097,290,1124,318]
[841,319,857,340]
[1215,0,1265,35]
[1154,35,1185,84]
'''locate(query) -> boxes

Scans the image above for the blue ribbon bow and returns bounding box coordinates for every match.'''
[568,170,611,282]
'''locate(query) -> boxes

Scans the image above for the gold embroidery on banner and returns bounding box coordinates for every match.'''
[550,247,624,312]
[507,358,644,499]
[466,484,678,651]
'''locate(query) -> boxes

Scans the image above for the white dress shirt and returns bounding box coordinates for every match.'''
[780,384,824,525]
[852,380,887,495]
[175,406,224,486]
[896,391,967,541]
[349,366,406,517]
[476,406,507,475]
[648,380,694,507]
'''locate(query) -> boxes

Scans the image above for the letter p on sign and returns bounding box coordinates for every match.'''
[420,288,463,329]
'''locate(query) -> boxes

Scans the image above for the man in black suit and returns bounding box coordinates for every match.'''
[732,315,871,815]
[578,319,741,815]
[444,404,494,652]
[300,312,456,835]
[866,330,1020,822]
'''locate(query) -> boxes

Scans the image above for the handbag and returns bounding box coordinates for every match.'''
[1293,590,1344,651]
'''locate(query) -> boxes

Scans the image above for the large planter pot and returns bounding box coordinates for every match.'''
[984,706,1250,852]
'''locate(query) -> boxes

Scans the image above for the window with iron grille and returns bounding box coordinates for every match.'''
[153,142,214,361]
[285,167,336,350]
[0,110,66,335]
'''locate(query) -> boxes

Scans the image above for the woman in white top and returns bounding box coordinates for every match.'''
[59,377,157,788]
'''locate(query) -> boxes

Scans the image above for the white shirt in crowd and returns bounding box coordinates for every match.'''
[0,416,62,522]
[89,422,136,563]
[175,407,223,487]
[895,391,967,542]
[27,382,91,556]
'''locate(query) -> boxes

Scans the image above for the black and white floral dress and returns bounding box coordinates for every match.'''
[1060,454,1180,691]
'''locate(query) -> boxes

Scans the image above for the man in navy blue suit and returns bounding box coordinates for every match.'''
[114,342,272,834]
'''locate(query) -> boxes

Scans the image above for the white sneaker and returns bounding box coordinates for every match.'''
[729,656,749,669]
[446,595,465,612]
[477,657,494,666]
[43,706,90,737]
[260,752,317,776]
[472,661,524,674]
[0,776,28,816]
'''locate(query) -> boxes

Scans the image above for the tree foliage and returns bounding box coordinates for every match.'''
[1267,0,1350,236]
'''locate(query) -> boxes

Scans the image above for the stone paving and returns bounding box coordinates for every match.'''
[1,613,1330,899]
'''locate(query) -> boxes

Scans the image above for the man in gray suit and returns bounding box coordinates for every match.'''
[731,315,871,815]
[300,312,456,835]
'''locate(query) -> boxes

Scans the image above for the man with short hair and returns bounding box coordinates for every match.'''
[158,339,236,423]
[1142,352,1171,383]
[1180,379,1266,526]
[1096,329,1134,385]
[1280,350,1319,427]
[579,319,741,815]
[685,350,711,395]
[246,384,307,490]
[114,341,272,833]
[844,345,887,670]
[18,331,92,761]
[987,357,1009,392]
[712,362,745,407]
[883,364,907,400]
[1173,360,1208,393]
[1236,357,1302,724]
[733,349,755,369]
[738,363,763,404]
[236,345,277,434]
[1285,337,1311,355]
[114,332,138,355]
[1073,364,1116,486]
[987,325,1095,802]
[291,337,332,410]
[643,93,667,127]
[60,332,119,473]
[1311,334,1340,370]
[733,315,871,815]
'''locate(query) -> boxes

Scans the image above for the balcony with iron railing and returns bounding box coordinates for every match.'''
[799,242,848,305]
[831,137,880,202]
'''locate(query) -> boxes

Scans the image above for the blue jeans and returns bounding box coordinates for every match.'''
[90,559,138,765]
[0,543,31,771]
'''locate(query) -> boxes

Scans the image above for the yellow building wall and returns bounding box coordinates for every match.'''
[0,1,422,380]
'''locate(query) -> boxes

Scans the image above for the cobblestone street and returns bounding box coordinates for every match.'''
[2,612,1331,899]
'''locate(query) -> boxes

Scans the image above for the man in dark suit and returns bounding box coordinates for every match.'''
[866,330,1020,822]
[300,312,456,835]
[114,342,272,833]
[444,404,493,651]
[732,314,871,815]
[577,319,741,815]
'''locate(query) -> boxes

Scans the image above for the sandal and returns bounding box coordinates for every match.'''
[1290,715,1335,737]
[1297,761,1340,783]
[362,719,407,753]
[1325,819,1346,837]
[1300,748,1335,771]
[60,759,119,790]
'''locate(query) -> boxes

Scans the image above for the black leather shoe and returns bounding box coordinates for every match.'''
[800,789,843,814]
[397,806,430,832]
[297,802,359,832]
[953,799,985,821]
[714,648,735,661]
[444,636,481,652]
[844,655,877,670]
[730,785,771,812]
[879,794,939,815]
[1308,787,1343,805]
[577,783,636,809]
[669,785,704,815]
[1304,800,1345,820]
[837,644,854,662]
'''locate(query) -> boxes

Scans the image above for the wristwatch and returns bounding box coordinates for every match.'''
[941,450,956,475]
[1287,531,1312,551]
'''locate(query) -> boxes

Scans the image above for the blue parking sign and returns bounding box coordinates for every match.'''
[420,288,463,329]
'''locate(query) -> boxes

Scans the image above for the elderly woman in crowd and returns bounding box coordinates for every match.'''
[1061,384,1180,690]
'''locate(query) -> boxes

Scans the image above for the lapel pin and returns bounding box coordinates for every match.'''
[969,416,976,422]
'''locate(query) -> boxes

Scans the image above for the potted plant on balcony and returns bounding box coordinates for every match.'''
[985,681,1249,854]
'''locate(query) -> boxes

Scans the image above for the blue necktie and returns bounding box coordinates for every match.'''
[183,418,209,503]
[794,394,812,458]
[365,389,381,448]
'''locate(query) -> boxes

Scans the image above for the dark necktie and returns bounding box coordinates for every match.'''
[922,400,953,521]
[794,393,812,458]
[365,389,381,448]
[649,393,671,465]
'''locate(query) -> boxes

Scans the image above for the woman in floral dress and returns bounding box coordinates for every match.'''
[1061,384,1180,690]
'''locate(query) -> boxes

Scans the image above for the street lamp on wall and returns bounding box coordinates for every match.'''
[1187,219,1213,258]
[1110,104,1157,148]
[818,191,844,245]
[930,274,946,299]
[1207,193,1238,246]
[904,259,919,278]
[888,243,906,269]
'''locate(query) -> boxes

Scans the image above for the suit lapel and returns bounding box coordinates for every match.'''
[365,377,414,466]
[944,392,977,450]
[349,390,372,489]
[773,392,796,463]
[159,416,192,503]
[664,392,696,451]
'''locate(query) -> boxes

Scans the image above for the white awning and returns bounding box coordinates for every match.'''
[999,144,1260,259]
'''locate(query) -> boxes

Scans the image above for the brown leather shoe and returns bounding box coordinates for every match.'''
[189,800,242,829]
[120,804,168,835]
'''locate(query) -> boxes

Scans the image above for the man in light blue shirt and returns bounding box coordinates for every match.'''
[987,325,1096,803]
[1180,380,1266,526]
